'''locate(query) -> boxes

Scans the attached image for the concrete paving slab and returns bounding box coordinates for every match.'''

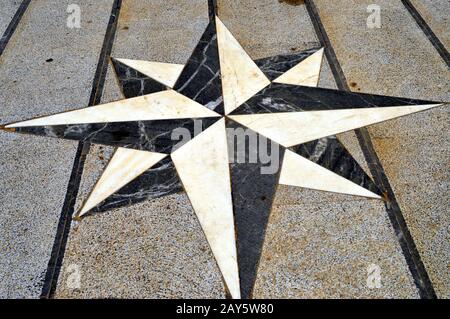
[313,0,449,298]
[409,0,450,50]
[256,188,418,298]
[217,0,418,298]
[217,0,321,59]
[114,0,209,63]
[0,0,114,298]
[53,0,226,299]
[0,0,21,36]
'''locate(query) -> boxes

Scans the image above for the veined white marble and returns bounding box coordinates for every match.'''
[115,58,184,88]
[280,150,381,199]
[171,119,240,299]
[7,90,220,127]
[215,17,271,115]
[274,48,324,87]
[229,104,440,147]
[78,148,167,217]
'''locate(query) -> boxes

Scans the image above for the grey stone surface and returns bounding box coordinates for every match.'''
[217,0,321,59]
[409,0,450,50]
[0,0,114,298]
[114,0,208,63]
[255,188,418,299]
[218,0,418,298]
[54,0,226,299]
[313,0,449,298]
[0,0,21,36]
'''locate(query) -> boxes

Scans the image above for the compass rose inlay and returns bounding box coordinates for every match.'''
[1,16,443,299]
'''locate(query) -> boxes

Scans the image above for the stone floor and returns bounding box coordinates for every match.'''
[0,0,448,299]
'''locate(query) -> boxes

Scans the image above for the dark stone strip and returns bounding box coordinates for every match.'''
[401,0,450,68]
[304,0,437,299]
[0,0,31,56]
[303,0,350,92]
[355,129,438,299]
[208,0,218,21]
[40,0,123,299]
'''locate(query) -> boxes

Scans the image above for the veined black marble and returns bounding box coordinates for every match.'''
[111,58,167,97]
[89,157,182,214]
[13,118,219,154]
[173,20,224,115]
[227,119,285,299]
[231,83,439,115]
[291,137,381,196]
[255,48,322,81]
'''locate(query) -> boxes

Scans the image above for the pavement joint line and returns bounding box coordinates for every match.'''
[401,0,450,68]
[0,0,32,56]
[304,0,437,299]
[40,0,123,299]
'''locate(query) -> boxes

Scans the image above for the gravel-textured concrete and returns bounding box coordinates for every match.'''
[217,0,321,59]
[53,0,226,299]
[409,0,450,50]
[314,0,449,298]
[219,0,418,298]
[0,0,114,298]
[256,188,418,298]
[0,0,21,36]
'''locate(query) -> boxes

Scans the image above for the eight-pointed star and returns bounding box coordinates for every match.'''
[1,16,443,299]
